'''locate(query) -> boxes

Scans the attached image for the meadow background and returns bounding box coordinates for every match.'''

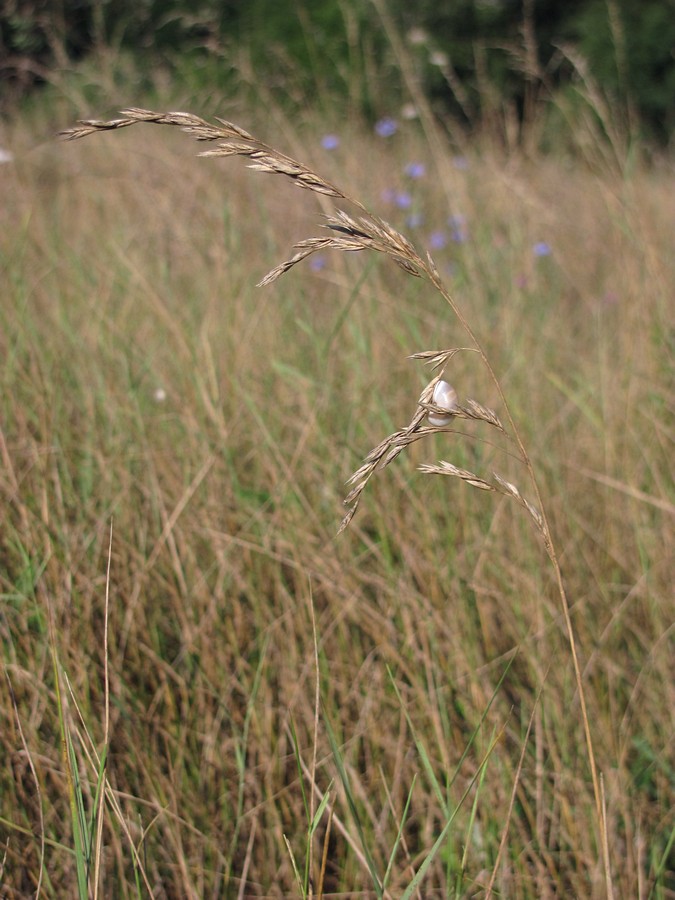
[1,1,674,897]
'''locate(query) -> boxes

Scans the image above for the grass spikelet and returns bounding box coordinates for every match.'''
[417,461,496,492]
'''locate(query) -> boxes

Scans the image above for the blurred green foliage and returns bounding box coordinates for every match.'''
[1,0,673,142]
[575,0,675,135]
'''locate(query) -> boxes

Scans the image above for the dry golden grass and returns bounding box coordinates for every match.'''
[0,99,673,897]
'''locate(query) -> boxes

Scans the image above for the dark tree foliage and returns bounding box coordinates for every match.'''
[1,0,673,142]
[575,0,675,139]
[399,0,674,139]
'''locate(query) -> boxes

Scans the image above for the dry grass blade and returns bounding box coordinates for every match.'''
[485,673,548,898]
[92,520,113,900]
[5,672,45,898]
[0,839,8,884]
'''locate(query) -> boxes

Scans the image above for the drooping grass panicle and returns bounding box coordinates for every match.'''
[62,107,351,204]
[61,109,426,284]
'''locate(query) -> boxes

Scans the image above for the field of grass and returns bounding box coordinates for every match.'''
[1,88,673,898]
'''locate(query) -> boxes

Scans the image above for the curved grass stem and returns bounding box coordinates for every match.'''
[426,262,611,894]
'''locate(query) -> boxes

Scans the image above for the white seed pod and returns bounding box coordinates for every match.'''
[428,380,459,426]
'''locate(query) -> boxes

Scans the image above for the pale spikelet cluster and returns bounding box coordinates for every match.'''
[338,346,524,532]
[61,107,541,535]
[258,210,422,286]
[418,464,546,541]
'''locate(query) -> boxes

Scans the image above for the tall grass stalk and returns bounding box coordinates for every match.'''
[92,520,113,900]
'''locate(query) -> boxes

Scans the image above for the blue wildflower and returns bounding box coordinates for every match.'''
[533,241,552,257]
[406,213,424,228]
[321,134,340,151]
[404,161,426,179]
[428,231,448,250]
[309,255,327,272]
[375,117,398,138]
[395,192,412,209]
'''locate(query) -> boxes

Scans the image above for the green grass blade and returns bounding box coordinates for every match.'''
[0,816,74,854]
[226,638,268,885]
[309,785,333,839]
[386,654,515,817]
[648,819,675,899]
[287,714,313,894]
[323,711,383,898]
[382,773,417,890]
[401,727,503,900]
[288,715,311,824]
[389,673,449,814]
[65,730,89,898]
[89,744,108,892]
[456,734,490,895]
[52,644,89,899]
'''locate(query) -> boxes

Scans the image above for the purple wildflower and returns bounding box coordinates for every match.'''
[406,213,424,228]
[309,255,327,272]
[395,191,412,209]
[428,231,448,250]
[375,117,398,138]
[321,134,340,151]
[533,241,552,257]
[404,161,426,179]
